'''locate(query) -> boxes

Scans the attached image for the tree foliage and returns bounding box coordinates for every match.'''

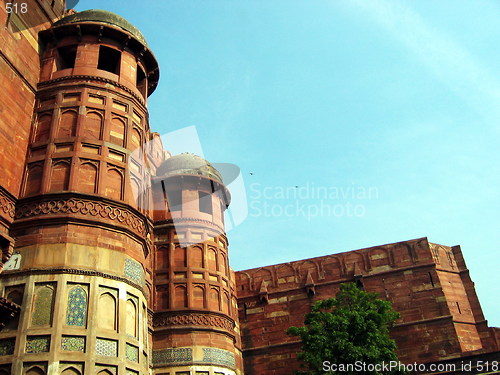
[287,283,407,375]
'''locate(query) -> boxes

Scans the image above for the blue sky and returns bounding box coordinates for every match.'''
[76,0,500,326]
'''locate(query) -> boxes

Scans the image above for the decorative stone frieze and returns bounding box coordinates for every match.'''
[0,187,15,221]
[153,311,235,333]
[15,197,147,237]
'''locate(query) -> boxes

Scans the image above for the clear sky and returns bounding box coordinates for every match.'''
[76,0,500,326]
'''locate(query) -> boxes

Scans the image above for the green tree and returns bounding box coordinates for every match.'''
[287,283,407,375]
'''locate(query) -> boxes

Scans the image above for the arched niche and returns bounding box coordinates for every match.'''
[126,299,138,337]
[58,110,77,138]
[97,292,117,331]
[79,161,98,194]
[35,113,52,142]
[49,160,71,192]
[174,285,188,308]
[25,164,44,196]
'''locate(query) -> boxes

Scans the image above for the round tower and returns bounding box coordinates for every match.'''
[0,10,159,375]
[151,154,244,375]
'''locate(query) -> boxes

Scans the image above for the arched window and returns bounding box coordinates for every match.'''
[4,288,23,330]
[66,286,87,327]
[6,289,23,305]
[31,284,55,326]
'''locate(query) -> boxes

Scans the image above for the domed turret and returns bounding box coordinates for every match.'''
[152,153,230,224]
[39,9,159,97]
[54,9,147,45]
[157,153,224,184]
[152,153,242,374]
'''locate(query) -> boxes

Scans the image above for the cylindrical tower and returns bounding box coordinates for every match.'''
[151,154,244,375]
[0,10,159,375]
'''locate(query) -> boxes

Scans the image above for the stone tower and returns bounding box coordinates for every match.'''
[0,9,160,375]
[0,7,244,375]
[151,154,244,374]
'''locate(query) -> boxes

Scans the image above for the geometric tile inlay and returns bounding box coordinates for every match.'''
[0,338,15,356]
[26,336,50,354]
[96,338,118,357]
[202,347,236,369]
[126,369,139,375]
[124,258,145,286]
[66,286,87,327]
[152,347,193,367]
[126,344,139,362]
[61,336,85,352]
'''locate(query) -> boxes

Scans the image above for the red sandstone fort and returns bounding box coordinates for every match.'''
[0,3,498,375]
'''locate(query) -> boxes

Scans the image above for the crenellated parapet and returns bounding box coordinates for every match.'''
[236,238,498,372]
[236,237,431,297]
